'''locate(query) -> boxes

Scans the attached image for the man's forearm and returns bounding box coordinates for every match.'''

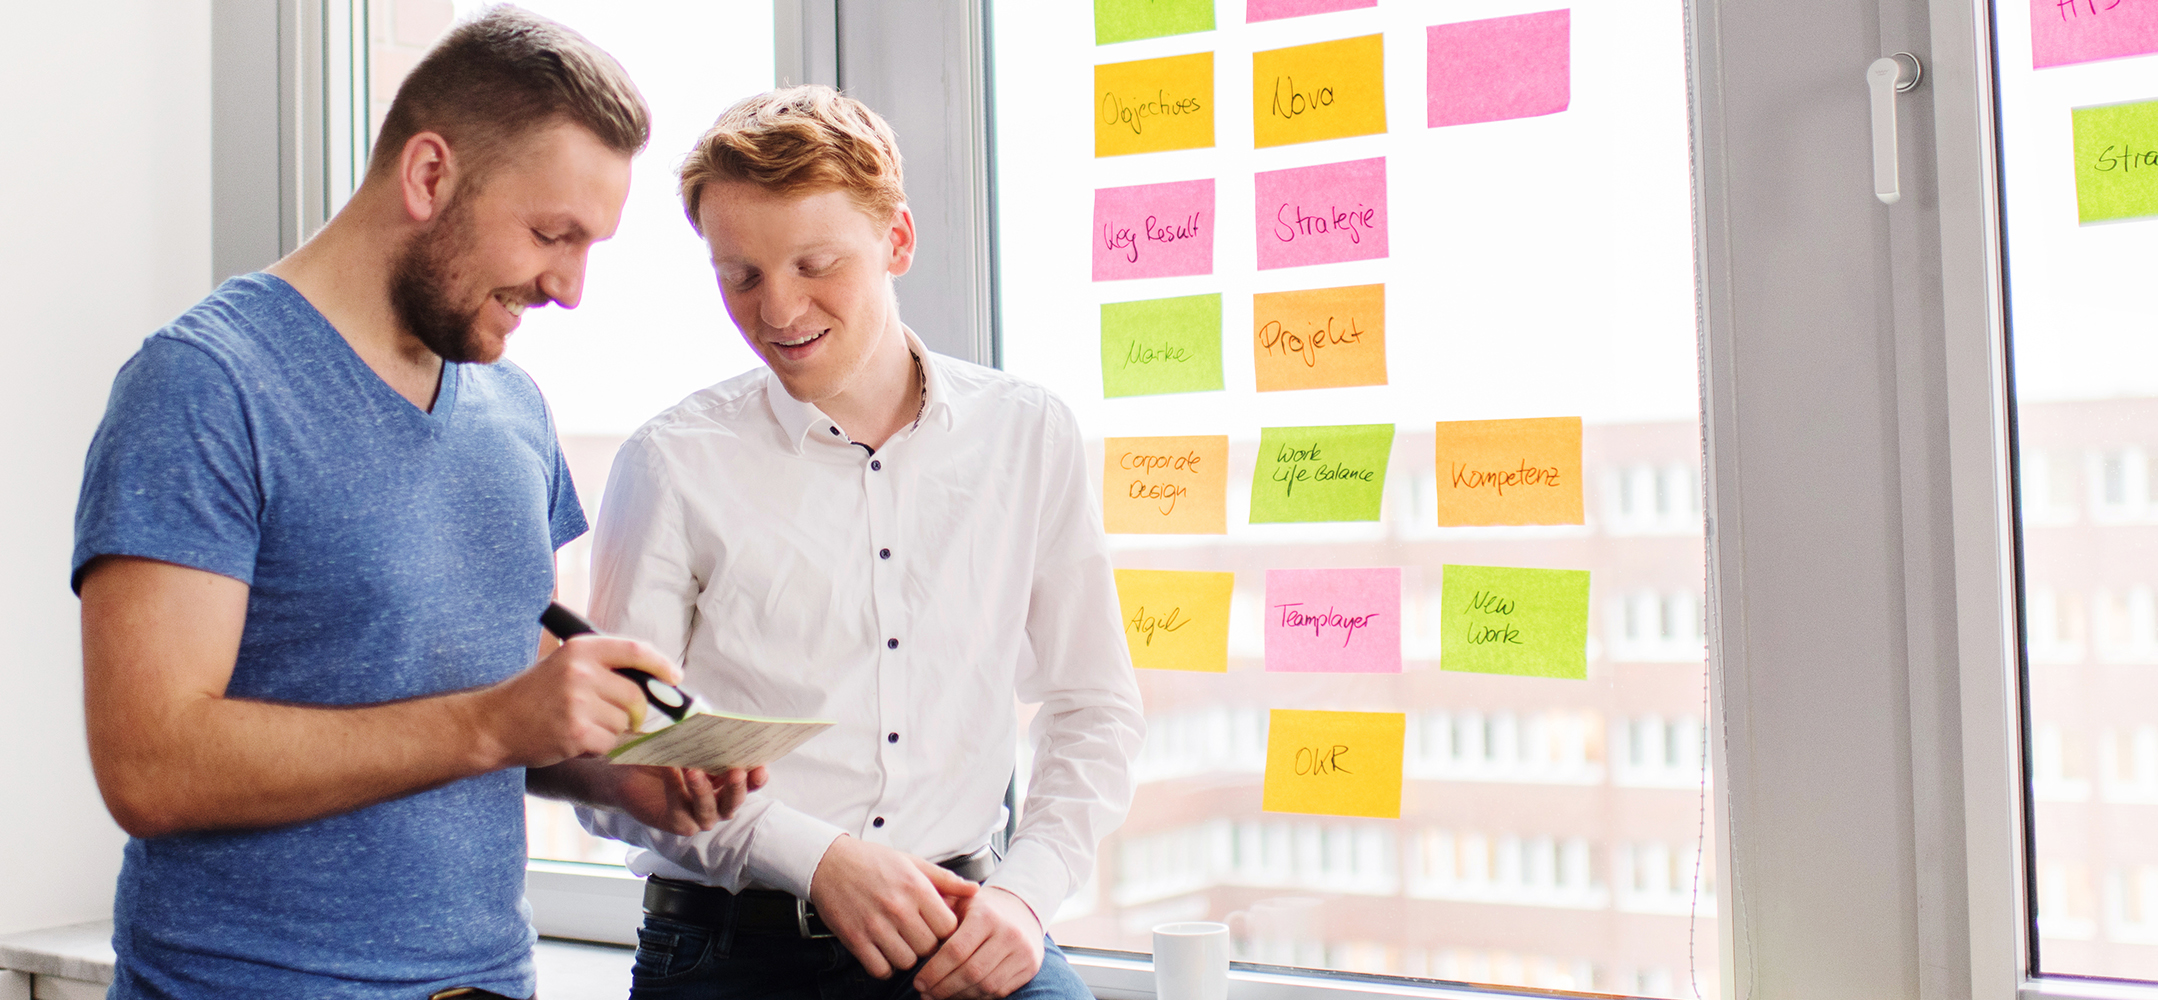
[526,755,617,806]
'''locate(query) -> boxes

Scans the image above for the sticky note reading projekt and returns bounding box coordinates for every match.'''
[1097,52,1215,158]
[1248,0,1376,23]
[1250,424,1394,523]
[1103,294,1225,398]
[1253,35,1386,148]
[1265,568,1401,673]
[1104,435,1230,534]
[1254,157,1388,270]
[1095,179,1215,281]
[1426,10,1571,128]
[1262,709,1405,819]
[2072,99,2158,224]
[1431,417,1583,526]
[1253,284,1386,392]
[1439,564,1591,679]
[1096,0,1214,45]
[2032,0,2158,68]
[1115,569,1235,672]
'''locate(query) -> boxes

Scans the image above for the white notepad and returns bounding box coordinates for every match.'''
[608,711,835,771]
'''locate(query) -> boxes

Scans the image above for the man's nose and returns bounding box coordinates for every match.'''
[539,253,589,310]
[759,272,809,331]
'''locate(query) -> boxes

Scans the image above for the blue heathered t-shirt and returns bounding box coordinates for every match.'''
[72,274,587,1000]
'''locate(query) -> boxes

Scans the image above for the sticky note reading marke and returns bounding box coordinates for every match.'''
[1097,0,1215,44]
[1248,0,1376,22]
[1439,564,1590,679]
[1431,417,1583,526]
[2032,0,2158,68]
[1115,569,1235,672]
[1265,568,1401,673]
[1253,284,1386,392]
[1097,52,1215,158]
[1254,157,1388,270]
[1102,294,1225,398]
[2072,99,2158,224]
[1105,435,1230,534]
[1253,35,1386,148]
[1096,179,1216,281]
[1250,423,1393,523]
[1262,709,1405,819]
[1427,10,1570,128]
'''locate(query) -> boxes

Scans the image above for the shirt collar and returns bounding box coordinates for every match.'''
[765,326,957,454]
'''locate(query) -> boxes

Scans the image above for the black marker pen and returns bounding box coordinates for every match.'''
[539,602,696,723]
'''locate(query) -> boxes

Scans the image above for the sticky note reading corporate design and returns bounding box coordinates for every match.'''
[1096,0,1215,45]
[1252,35,1386,148]
[1439,564,1591,679]
[1253,284,1387,392]
[2032,0,2158,68]
[1247,0,1376,23]
[1262,709,1405,819]
[1095,179,1216,281]
[1104,435,1230,534]
[1250,424,1394,523]
[2073,99,2158,224]
[1264,568,1401,673]
[1097,52,1215,158]
[1431,417,1583,526]
[1253,158,1388,270]
[1114,569,1235,672]
[1102,294,1225,398]
[1426,10,1571,128]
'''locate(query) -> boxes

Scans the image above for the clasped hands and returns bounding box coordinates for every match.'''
[811,834,1044,1000]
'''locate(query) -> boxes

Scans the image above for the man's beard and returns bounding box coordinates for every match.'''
[388,197,534,364]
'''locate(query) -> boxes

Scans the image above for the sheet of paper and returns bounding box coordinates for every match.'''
[1115,568,1236,672]
[1097,52,1216,158]
[1254,157,1388,270]
[609,710,836,770]
[1262,709,1405,818]
[1096,179,1217,281]
[1097,0,1216,44]
[1253,284,1387,392]
[2072,99,2158,224]
[1439,563,1591,679]
[1247,0,1376,22]
[1104,435,1231,533]
[1426,10,1571,128]
[1264,567,1401,673]
[1252,35,1387,148]
[1250,423,1394,523]
[2032,0,2158,68]
[1430,416,1583,526]
[1102,294,1225,398]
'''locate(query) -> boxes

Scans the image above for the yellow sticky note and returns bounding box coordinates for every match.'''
[1431,417,1584,526]
[1114,569,1234,672]
[1253,284,1387,392]
[1252,34,1386,149]
[1104,435,1230,534]
[1097,52,1216,158]
[1262,709,1404,819]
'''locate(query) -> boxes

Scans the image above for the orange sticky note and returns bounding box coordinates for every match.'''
[1115,569,1235,672]
[1431,417,1583,526]
[1262,709,1404,818]
[1104,436,1230,534]
[1252,284,1387,392]
[1252,34,1387,148]
[1096,52,1216,158]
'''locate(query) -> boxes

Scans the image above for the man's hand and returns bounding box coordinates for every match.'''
[913,887,1044,1000]
[471,634,679,769]
[596,763,770,835]
[809,836,980,979]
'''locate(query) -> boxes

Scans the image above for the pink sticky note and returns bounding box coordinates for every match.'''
[1247,0,1376,22]
[2031,0,2158,68]
[1426,10,1571,128]
[1254,157,1388,271]
[1093,179,1216,282]
[1265,568,1402,673]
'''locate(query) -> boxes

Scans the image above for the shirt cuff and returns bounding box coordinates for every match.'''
[746,803,848,898]
[982,837,1071,930]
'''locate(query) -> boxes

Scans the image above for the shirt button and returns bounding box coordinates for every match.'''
[871,459,882,471]
[888,732,900,743]
[873,817,886,828]
[879,548,891,559]
[887,638,899,649]
[829,426,840,436]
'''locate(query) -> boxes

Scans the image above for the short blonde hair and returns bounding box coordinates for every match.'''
[677,86,906,233]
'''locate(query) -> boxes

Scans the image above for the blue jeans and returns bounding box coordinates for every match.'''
[626,914,1091,1000]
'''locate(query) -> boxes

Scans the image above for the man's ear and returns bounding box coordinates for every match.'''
[397,132,458,224]
[885,203,918,279]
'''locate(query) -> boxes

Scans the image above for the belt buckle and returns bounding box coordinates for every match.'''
[796,897,837,939]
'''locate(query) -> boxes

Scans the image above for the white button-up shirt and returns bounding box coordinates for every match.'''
[576,331,1144,923]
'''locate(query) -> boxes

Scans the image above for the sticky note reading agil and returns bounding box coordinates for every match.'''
[1095,179,1215,281]
[1265,568,1401,673]
[1115,569,1234,672]
[1097,52,1215,158]
[1439,564,1591,679]
[1103,294,1224,398]
[1262,709,1405,819]
[1096,0,1214,45]
[2032,0,2158,68]
[1250,423,1394,523]
[2072,99,2158,224]
[1253,34,1386,148]
[1254,157,1388,270]
[1432,417,1583,526]
[1427,10,1571,128]
[1104,435,1230,534]
[1248,0,1375,22]
[1253,284,1387,392]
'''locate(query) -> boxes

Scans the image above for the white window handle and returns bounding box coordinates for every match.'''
[1868,52,1923,204]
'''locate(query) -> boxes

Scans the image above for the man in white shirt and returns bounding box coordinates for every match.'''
[578,86,1145,1000]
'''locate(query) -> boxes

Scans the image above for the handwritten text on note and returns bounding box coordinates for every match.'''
[2031,0,2158,68]
[1104,435,1230,534]
[1253,284,1387,392]
[1102,294,1224,398]
[1250,423,1394,523]
[1097,52,1215,157]
[1439,564,1591,679]
[1265,568,1402,673]
[1263,709,1405,818]
[1254,157,1389,270]
[2073,98,2158,224]
[1252,35,1387,148]
[1431,417,1584,526]
[1115,569,1235,672]
[1095,179,1215,281]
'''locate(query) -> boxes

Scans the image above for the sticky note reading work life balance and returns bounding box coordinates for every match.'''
[1102,294,1224,398]
[1263,709,1405,819]
[1115,569,1235,672]
[1255,158,1389,270]
[1252,35,1387,148]
[1251,423,1394,523]
[1096,0,1214,45]
[1265,568,1401,673]
[1104,435,1230,534]
[2072,99,2158,224]
[1439,564,1591,679]
[2031,0,2158,69]
[1095,179,1215,282]
[1431,417,1583,526]
[1426,10,1571,128]
[1253,284,1386,392]
[1097,52,1215,158]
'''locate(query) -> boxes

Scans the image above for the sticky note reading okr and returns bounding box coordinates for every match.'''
[1427,10,1571,128]
[2072,99,2158,224]
[1251,424,1394,523]
[1265,568,1401,673]
[1104,435,1230,534]
[1115,569,1234,672]
[1096,0,1214,45]
[1097,52,1215,158]
[1263,709,1405,819]
[1253,35,1386,148]
[1254,157,1388,270]
[1253,284,1386,392]
[1439,564,1591,679]
[1095,179,1215,282]
[1103,294,1224,398]
[2031,0,2158,69]
[1431,417,1583,526]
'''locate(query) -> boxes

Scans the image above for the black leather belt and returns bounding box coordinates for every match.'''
[644,845,999,939]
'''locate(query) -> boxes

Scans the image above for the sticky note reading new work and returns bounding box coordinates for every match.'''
[1265,568,1401,673]
[1096,0,1214,44]
[1104,435,1230,534]
[1248,0,1375,23]
[1103,294,1224,398]
[1115,569,1234,672]
[1253,35,1386,148]
[2032,0,2158,68]
[1427,10,1571,128]
[1253,284,1386,392]
[1254,157,1388,270]
[1439,564,1591,679]
[2072,99,2158,224]
[1095,179,1215,281]
[1431,417,1583,526]
[1262,709,1405,819]
[1097,52,1215,158]
[1250,424,1394,523]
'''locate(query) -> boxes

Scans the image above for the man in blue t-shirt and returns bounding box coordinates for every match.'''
[72,9,760,999]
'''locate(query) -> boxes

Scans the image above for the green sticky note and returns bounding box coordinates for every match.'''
[2073,99,2158,224]
[1251,424,1394,523]
[1101,294,1224,399]
[1439,564,1591,680]
[1096,0,1214,45]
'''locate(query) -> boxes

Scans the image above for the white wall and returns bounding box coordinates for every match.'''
[0,0,213,934]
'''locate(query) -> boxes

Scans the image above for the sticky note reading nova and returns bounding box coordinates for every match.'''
[1251,423,1394,523]
[2031,0,2158,69]
[1431,416,1583,526]
[1097,52,1215,158]
[1262,709,1405,819]
[2072,99,2158,224]
[1253,35,1386,148]
[1253,284,1386,392]
[1096,0,1215,45]
[1254,157,1389,270]
[1104,435,1230,534]
[1115,569,1235,672]
[1426,10,1571,128]
[1247,0,1376,23]
[1440,564,1591,679]
[1265,568,1401,673]
[1103,294,1225,398]
[1095,179,1216,281]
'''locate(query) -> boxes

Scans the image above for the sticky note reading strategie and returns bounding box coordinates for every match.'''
[1265,568,1401,673]
[1248,0,1376,22]
[1250,423,1394,523]
[1097,52,1215,158]
[2072,99,2158,224]
[1253,284,1386,392]
[1253,35,1386,148]
[1262,709,1405,819]
[1103,294,1225,399]
[1431,417,1583,526]
[1439,564,1591,680]
[1104,435,1230,534]
[1115,569,1235,672]
[1095,179,1216,282]
[1254,157,1388,270]
[1096,0,1214,45]
[1426,10,1571,128]
[2031,0,2158,69]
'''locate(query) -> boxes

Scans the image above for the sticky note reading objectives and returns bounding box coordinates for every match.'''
[2073,99,2158,225]
[1432,417,1583,526]
[1115,569,1235,672]
[1095,179,1216,281]
[1439,564,1591,679]
[1254,157,1388,270]
[1253,284,1386,392]
[1263,709,1405,819]
[2031,0,2158,69]
[1265,568,1401,673]
[1427,10,1571,129]
[1251,424,1394,523]
[1104,435,1230,534]
[1097,52,1215,158]
[1102,294,1224,398]
[1096,0,1214,45]
[1253,35,1386,148]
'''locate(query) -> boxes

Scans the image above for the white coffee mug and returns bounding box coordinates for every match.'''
[1153,921,1230,1000]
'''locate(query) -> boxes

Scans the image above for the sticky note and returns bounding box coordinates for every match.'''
[1115,569,1235,672]
[1430,417,1583,526]
[1248,0,1376,22]
[2072,99,2158,224]
[1102,294,1225,398]
[1262,709,1405,818]
[2032,0,2158,68]
[1253,35,1386,148]
[1264,568,1401,673]
[1105,435,1230,534]
[1097,53,1216,158]
[1439,564,1591,679]
[1253,284,1386,392]
[1095,179,1216,281]
[1097,0,1214,44]
[1254,157,1388,270]
[1426,10,1571,128]
[1250,423,1393,523]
